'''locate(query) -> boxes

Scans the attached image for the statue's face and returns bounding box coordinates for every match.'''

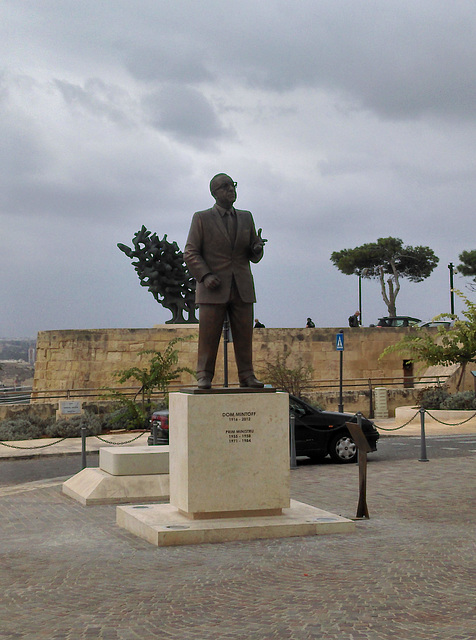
[212,175,237,209]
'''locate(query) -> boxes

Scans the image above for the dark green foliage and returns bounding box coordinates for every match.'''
[330,237,438,316]
[457,250,476,284]
[416,387,476,410]
[417,386,450,409]
[440,391,476,411]
[331,237,438,281]
[380,291,476,391]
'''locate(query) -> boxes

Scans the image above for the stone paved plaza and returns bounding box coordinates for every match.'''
[0,453,474,639]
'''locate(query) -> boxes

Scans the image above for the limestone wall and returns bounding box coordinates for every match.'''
[32,326,439,401]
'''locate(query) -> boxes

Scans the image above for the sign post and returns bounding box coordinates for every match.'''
[346,417,372,519]
[336,332,344,412]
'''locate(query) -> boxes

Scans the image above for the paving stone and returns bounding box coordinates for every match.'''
[0,456,474,639]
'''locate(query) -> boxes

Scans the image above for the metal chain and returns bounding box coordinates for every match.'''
[0,437,69,450]
[424,410,476,426]
[360,411,420,432]
[92,430,148,445]
[0,430,148,449]
[2,406,475,451]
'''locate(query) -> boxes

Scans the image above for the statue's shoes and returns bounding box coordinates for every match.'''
[197,376,212,389]
[239,375,264,388]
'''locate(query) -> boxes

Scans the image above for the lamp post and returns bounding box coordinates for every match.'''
[448,263,455,315]
[358,269,368,325]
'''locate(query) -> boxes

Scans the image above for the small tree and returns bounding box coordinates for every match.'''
[105,336,195,429]
[380,291,476,391]
[258,352,313,398]
[457,250,476,288]
[330,237,439,317]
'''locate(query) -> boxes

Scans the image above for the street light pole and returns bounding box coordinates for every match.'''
[358,274,362,325]
[448,262,455,315]
[358,268,368,326]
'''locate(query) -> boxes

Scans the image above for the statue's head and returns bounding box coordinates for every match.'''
[210,173,237,209]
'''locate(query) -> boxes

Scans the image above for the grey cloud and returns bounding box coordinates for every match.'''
[5,1,476,122]
[123,43,212,85]
[218,2,476,121]
[54,78,136,127]
[1,1,475,337]
[142,85,229,146]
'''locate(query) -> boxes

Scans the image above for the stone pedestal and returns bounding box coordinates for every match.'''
[116,391,354,545]
[169,391,290,518]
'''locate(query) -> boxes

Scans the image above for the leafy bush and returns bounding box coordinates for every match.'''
[0,417,47,441]
[440,391,476,411]
[100,404,151,432]
[44,412,102,438]
[258,352,313,398]
[416,386,450,410]
[102,337,194,428]
[417,387,476,410]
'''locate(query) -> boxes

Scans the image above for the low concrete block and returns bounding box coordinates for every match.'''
[62,468,169,505]
[100,445,169,476]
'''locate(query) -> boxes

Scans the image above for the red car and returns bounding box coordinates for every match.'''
[147,410,169,445]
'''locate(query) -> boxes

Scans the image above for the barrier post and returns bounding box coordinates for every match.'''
[151,422,158,445]
[419,407,429,462]
[355,412,362,465]
[81,426,87,469]
[289,413,298,469]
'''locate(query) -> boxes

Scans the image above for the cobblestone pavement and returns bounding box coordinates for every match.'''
[0,454,475,640]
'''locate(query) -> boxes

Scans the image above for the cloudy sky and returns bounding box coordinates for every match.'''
[1,0,476,338]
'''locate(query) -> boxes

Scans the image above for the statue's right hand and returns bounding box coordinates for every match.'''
[203,273,221,290]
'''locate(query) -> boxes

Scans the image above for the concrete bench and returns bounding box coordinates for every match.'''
[100,445,169,476]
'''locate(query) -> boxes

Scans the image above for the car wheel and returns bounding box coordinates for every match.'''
[329,433,357,463]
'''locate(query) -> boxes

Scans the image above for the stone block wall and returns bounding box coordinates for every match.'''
[32,326,436,402]
[32,326,200,398]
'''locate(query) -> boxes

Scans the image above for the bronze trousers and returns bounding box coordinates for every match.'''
[197,286,254,382]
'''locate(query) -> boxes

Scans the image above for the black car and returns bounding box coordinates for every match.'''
[289,395,379,463]
[377,316,421,327]
[148,396,379,464]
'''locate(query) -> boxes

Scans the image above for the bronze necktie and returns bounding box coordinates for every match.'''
[224,210,236,241]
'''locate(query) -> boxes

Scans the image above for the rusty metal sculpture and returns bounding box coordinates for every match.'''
[118,226,198,324]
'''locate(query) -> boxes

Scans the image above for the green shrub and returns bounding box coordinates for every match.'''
[44,412,102,438]
[0,417,46,441]
[258,352,313,398]
[440,391,476,411]
[417,386,450,410]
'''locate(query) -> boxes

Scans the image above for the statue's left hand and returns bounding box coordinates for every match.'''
[257,228,268,244]
[252,228,267,253]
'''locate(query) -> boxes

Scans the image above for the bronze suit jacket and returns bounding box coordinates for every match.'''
[184,204,263,304]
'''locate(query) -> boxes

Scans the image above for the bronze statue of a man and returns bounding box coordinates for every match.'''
[184,173,266,389]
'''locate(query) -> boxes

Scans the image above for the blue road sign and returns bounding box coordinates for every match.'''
[336,332,344,351]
